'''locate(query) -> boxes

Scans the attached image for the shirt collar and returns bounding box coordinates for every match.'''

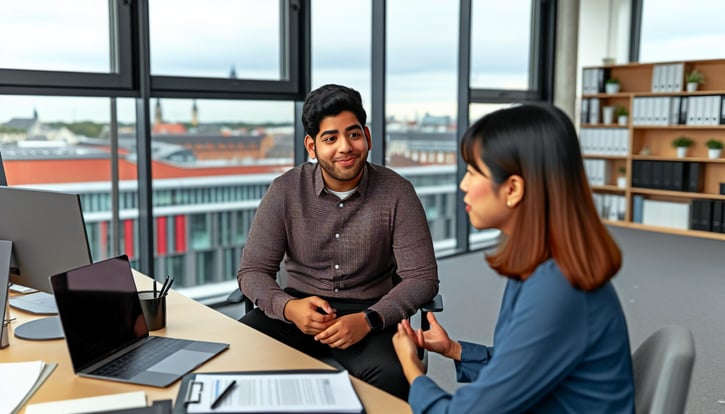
[313,162,370,199]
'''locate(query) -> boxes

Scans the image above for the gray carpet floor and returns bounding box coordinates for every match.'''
[215,226,725,413]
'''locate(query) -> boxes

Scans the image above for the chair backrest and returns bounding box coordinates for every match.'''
[632,325,695,414]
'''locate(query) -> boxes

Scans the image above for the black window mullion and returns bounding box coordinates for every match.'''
[134,0,155,281]
[456,0,473,254]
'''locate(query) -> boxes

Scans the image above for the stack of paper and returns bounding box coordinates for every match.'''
[0,360,57,414]
[24,391,147,414]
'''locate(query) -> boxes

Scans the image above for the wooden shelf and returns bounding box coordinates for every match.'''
[592,185,626,193]
[583,154,628,160]
[631,155,725,163]
[632,125,725,130]
[581,58,725,240]
[631,188,725,200]
[605,220,725,241]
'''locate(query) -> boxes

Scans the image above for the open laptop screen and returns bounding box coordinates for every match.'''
[51,255,148,372]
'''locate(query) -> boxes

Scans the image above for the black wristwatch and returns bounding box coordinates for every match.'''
[363,309,383,331]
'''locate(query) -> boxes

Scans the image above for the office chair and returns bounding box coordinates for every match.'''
[227,263,443,371]
[632,325,695,414]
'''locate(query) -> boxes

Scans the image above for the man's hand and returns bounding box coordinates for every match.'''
[314,312,371,350]
[283,296,337,335]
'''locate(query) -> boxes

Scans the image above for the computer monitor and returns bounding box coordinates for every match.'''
[0,186,92,340]
[0,151,7,186]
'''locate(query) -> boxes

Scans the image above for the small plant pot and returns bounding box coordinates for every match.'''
[618,115,628,126]
[676,147,688,158]
[602,106,615,124]
[708,148,722,159]
[605,83,620,94]
[617,176,627,188]
[686,82,699,92]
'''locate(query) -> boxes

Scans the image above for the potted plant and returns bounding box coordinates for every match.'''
[616,166,627,188]
[706,138,723,159]
[672,136,694,158]
[605,78,620,94]
[615,106,629,126]
[686,69,704,92]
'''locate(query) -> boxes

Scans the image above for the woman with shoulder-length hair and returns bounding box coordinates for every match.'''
[393,103,635,413]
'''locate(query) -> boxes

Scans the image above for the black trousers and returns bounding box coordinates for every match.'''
[239,292,409,400]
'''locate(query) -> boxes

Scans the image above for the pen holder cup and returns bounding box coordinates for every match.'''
[138,290,167,331]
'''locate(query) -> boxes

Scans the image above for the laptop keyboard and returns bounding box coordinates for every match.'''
[89,337,190,379]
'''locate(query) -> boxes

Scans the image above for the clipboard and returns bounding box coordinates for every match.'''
[172,369,365,414]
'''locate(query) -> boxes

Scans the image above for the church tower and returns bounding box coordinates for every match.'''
[191,99,199,127]
[154,98,163,125]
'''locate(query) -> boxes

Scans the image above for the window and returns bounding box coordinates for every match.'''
[639,0,725,62]
[0,1,111,72]
[386,0,460,249]
[150,0,282,80]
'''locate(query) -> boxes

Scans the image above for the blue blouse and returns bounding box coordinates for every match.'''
[409,259,634,413]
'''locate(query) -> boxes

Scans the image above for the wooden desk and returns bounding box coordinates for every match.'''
[1,271,411,413]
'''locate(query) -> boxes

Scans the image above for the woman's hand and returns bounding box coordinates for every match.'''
[402,313,462,361]
[392,322,425,384]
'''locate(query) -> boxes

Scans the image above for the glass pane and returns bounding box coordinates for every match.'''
[149,0,283,79]
[311,0,372,110]
[0,95,138,262]
[150,98,294,292]
[0,1,111,72]
[640,0,725,62]
[467,103,507,249]
[386,0,459,250]
[470,0,532,89]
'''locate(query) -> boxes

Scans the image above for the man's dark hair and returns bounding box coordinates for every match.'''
[301,84,367,138]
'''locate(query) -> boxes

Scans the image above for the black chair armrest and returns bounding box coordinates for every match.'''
[226,287,245,304]
[227,288,254,313]
[420,294,444,313]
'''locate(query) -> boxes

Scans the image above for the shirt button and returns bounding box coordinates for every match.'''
[334,288,339,292]
[338,203,344,208]
[334,264,340,270]
[335,233,340,239]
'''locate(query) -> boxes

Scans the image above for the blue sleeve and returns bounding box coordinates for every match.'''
[454,341,492,383]
[408,268,589,414]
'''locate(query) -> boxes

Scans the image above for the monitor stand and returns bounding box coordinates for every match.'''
[1,240,11,348]
[1,240,64,341]
[13,316,64,340]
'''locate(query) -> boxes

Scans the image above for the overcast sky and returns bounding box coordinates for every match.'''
[1,0,723,125]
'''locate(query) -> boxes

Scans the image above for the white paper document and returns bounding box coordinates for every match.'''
[24,391,147,414]
[187,370,363,413]
[0,360,57,414]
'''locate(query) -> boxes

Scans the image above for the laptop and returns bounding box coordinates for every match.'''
[50,255,229,387]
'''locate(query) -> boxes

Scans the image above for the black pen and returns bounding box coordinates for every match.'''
[210,380,236,409]
[159,276,175,299]
[157,275,170,299]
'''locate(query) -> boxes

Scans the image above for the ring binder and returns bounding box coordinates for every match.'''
[182,380,203,407]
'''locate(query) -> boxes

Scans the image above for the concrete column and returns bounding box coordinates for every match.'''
[553,0,580,122]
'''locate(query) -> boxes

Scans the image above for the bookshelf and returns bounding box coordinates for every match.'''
[580,58,725,241]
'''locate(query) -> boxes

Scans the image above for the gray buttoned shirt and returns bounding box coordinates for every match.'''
[237,162,439,328]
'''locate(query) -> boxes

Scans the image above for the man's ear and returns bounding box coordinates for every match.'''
[504,175,525,208]
[304,135,316,159]
[364,126,373,150]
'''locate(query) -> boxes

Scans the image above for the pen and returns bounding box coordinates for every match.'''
[157,275,171,299]
[210,380,236,409]
[159,276,175,299]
